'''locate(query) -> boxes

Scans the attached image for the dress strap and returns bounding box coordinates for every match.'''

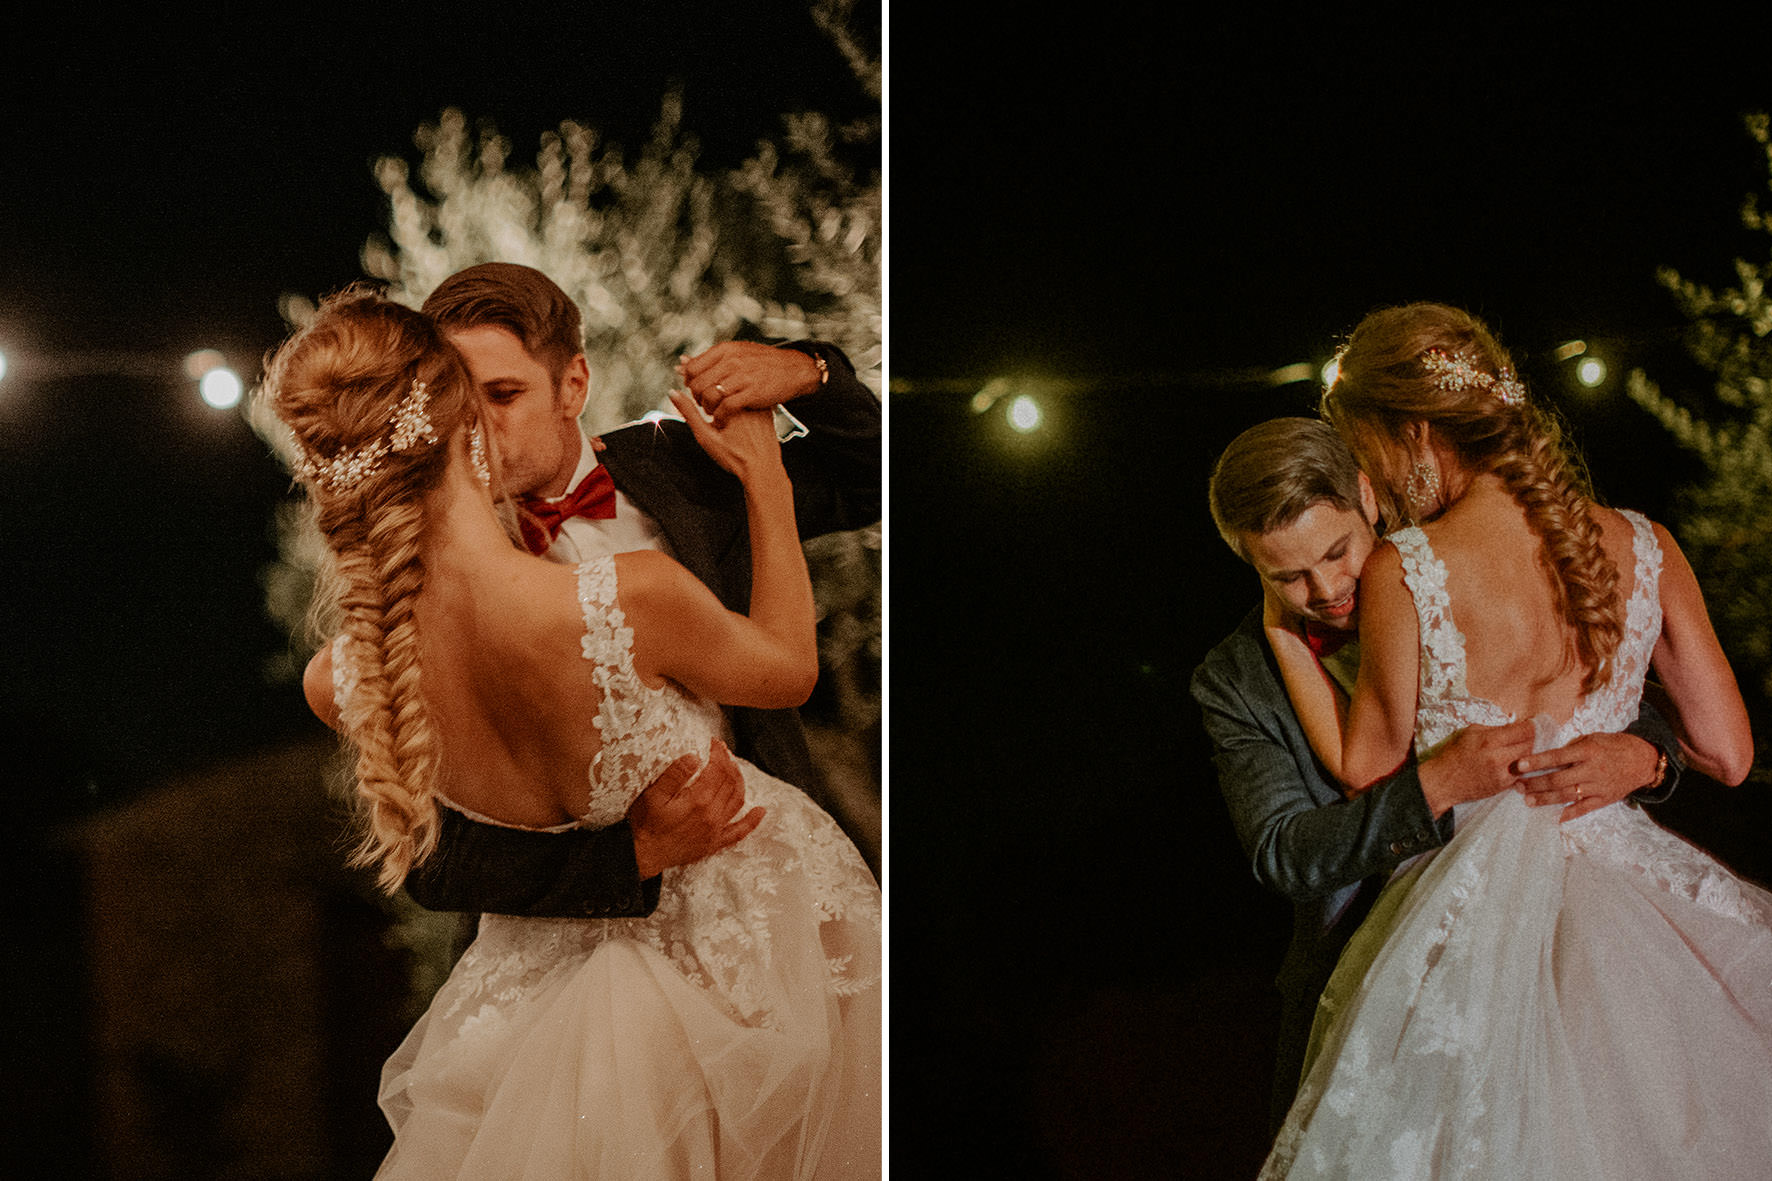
[1618,509,1663,597]
[1611,509,1665,697]
[575,556,649,800]
[576,556,636,679]
[1388,526,1471,703]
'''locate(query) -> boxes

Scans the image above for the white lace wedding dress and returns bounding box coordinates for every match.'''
[351,558,881,1179]
[1263,511,1772,1179]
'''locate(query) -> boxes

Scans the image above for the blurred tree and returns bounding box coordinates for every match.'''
[1627,112,1772,772]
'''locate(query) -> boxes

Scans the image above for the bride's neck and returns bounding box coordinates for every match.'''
[1439,469,1510,517]
[422,439,523,578]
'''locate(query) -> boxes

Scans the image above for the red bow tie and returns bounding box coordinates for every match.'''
[518,467,617,555]
[1303,620,1355,660]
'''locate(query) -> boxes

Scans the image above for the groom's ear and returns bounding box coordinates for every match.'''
[1357,470,1380,526]
[558,354,591,419]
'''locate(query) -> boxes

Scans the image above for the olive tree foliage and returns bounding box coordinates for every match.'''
[1627,113,1772,762]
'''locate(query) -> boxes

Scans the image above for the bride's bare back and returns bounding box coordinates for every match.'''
[1420,475,1637,727]
[415,554,607,828]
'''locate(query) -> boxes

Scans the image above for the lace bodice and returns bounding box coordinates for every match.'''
[1390,509,1663,757]
[575,556,724,827]
[414,554,880,1033]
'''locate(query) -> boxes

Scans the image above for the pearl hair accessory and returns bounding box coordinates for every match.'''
[291,378,438,493]
[1420,349,1526,406]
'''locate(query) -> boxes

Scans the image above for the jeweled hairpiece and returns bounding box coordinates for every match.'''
[1420,349,1526,406]
[290,378,438,493]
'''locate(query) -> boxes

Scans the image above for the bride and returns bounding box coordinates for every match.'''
[262,288,881,1178]
[1261,302,1772,1178]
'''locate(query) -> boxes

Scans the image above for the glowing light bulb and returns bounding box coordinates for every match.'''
[200,367,243,409]
[1577,357,1606,388]
[1008,394,1042,432]
[1321,358,1341,388]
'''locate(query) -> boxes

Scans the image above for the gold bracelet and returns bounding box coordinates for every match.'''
[810,352,829,386]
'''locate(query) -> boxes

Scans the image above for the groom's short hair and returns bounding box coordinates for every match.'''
[422,263,584,384]
[1210,417,1365,561]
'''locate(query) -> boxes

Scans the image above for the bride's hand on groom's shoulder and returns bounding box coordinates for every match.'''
[1514,732,1662,822]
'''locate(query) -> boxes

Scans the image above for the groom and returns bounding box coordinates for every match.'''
[1190,417,1681,1133]
[400,262,880,918]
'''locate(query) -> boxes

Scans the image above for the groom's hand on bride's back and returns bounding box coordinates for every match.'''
[628,740,766,880]
[1417,720,1539,819]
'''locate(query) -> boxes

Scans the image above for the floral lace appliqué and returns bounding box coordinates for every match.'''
[426,556,879,1038]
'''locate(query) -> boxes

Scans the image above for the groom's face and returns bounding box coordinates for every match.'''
[1239,476,1381,633]
[448,324,590,500]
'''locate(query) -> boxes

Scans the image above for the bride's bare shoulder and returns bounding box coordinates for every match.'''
[1588,504,1662,567]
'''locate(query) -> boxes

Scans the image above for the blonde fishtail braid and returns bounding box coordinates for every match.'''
[261,285,475,893]
[1493,417,1623,694]
[333,500,441,894]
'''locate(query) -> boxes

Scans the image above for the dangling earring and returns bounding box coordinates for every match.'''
[1403,458,1441,518]
[469,423,491,489]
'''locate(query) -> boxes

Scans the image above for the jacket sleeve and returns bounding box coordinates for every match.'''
[1625,696,1685,804]
[403,807,661,918]
[1192,655,1449,902]
[777,341,882,537]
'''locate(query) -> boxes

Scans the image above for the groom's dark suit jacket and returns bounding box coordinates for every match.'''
[405,341,879,919]
[1191,604,1682,1131]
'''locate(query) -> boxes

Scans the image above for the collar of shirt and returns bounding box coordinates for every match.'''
[540,429,669,564]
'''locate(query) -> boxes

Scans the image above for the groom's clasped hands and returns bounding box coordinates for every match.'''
[1512,728,1665,821]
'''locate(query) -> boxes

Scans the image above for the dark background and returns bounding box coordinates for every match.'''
[7,4,1772,1177]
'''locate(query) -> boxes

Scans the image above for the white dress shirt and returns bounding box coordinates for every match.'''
[540,430,674,564]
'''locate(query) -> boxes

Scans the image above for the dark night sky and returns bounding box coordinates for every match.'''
[9,3,1772,1173]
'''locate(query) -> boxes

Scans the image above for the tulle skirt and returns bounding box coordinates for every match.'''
[376,769,881,1179]
[1265,791,1772,1180]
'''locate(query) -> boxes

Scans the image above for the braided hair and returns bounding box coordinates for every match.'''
[262,287,477,891]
